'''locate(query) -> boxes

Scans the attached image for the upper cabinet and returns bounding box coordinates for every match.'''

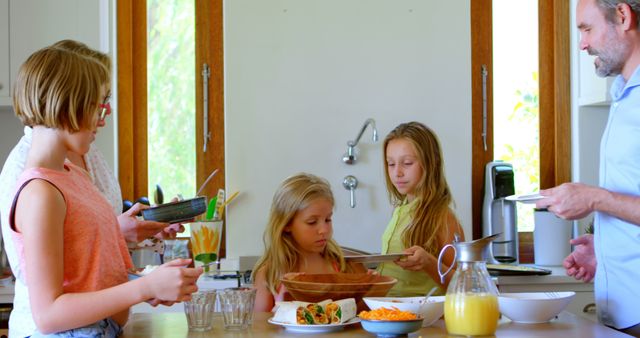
[577,51,613,106]
[0,0,10,105]
[1,0,106,107]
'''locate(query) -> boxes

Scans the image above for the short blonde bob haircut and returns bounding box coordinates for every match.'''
[12,46,110,131]
[252,173,349,296]
[51,39,111,73]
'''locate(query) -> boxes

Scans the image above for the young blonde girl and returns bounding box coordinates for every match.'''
[377,121,464,297]
[8,46,202,337]
[252,173,365,312]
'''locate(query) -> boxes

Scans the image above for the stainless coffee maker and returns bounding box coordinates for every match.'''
[482,161,518,263]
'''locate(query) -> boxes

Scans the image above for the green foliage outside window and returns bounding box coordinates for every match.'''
[147,0,196,200]
[496,72,540,232]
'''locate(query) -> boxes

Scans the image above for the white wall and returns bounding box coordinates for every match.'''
[224,0,472,257]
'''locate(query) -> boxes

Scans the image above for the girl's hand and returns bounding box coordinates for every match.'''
[394,246,436,272]
[146,299,177,307]
[143,259,203,302]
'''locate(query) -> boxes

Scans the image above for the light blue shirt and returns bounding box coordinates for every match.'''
[595,65,640,329]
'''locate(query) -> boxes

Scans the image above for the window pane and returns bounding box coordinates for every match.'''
[493,0,539,232]
[147,0,196,200]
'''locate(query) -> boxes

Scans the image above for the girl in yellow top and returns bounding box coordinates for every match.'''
[252,173,365,312]
[377,122,464,297]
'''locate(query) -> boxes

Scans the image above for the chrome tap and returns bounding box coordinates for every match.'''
[342,118,378,164]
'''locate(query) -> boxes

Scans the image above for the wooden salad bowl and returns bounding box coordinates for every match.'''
[281,273,397,312]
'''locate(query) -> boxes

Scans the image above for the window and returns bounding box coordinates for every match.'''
[493,0,539,232]
[116,0,226,255]
[147,0,196,200]
[471,0,571,261]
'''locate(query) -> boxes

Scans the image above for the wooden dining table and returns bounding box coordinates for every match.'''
[121,311,632,337]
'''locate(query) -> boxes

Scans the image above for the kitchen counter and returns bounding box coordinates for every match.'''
[121,311,631,337]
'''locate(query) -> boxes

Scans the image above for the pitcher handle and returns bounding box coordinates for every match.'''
[437,244,456,284]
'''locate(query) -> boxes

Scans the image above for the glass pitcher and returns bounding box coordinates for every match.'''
[437,234,500,336]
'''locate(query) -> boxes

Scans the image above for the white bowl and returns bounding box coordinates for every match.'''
[498,292,575,323]
[363,296,445,327]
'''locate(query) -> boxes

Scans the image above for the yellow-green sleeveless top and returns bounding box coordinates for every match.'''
[377,199,443,297]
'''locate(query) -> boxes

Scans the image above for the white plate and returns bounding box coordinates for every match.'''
[505,193,544,204]
[267,317,360,333]
[344,253,409,263]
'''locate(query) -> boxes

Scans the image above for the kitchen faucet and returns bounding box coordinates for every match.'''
[342,118,378,164]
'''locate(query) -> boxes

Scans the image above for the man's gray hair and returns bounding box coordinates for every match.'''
[596,0,640,27]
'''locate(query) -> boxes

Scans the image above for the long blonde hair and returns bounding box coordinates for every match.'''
[383,122,457,255]
[252,173,347,296]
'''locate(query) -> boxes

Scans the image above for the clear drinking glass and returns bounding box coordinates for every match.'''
[183,289,216,331]
[218,287,256,330]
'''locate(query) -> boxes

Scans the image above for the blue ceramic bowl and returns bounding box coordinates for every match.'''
[359,318,423,337]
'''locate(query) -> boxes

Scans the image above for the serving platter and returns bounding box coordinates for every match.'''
[487,264,552,276]
[344,253,410,264]
[267,317,359,333]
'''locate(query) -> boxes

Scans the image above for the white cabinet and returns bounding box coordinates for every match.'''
[496,267,597,322]
[0,0,10,106]
[1,0,106,107]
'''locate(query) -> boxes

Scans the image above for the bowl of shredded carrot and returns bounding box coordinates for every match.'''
[358,307,423,336]
[363,296,445,327]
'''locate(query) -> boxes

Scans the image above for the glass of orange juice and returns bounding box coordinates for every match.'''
[189,220,223,271]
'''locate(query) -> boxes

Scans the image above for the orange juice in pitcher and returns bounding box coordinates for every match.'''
[438,234,501,336]
[444,292,499,336]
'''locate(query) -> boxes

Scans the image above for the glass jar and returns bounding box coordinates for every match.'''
[438,234,500,336]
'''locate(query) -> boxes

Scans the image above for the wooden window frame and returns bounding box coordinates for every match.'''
[471,0,571,262]
[116,0,226,257]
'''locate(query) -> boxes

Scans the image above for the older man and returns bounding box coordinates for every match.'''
[537,0,640,335]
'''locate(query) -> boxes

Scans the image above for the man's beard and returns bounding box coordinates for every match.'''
[589,26,629,77]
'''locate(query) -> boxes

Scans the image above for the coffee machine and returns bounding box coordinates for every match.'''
[482,161,518,263]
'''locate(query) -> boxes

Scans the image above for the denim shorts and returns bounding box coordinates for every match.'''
[29,318,122,338]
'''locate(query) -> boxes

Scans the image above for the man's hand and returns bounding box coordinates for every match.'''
[536,183,604,220]
[118,203,170,243]
[563,234,596,282]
